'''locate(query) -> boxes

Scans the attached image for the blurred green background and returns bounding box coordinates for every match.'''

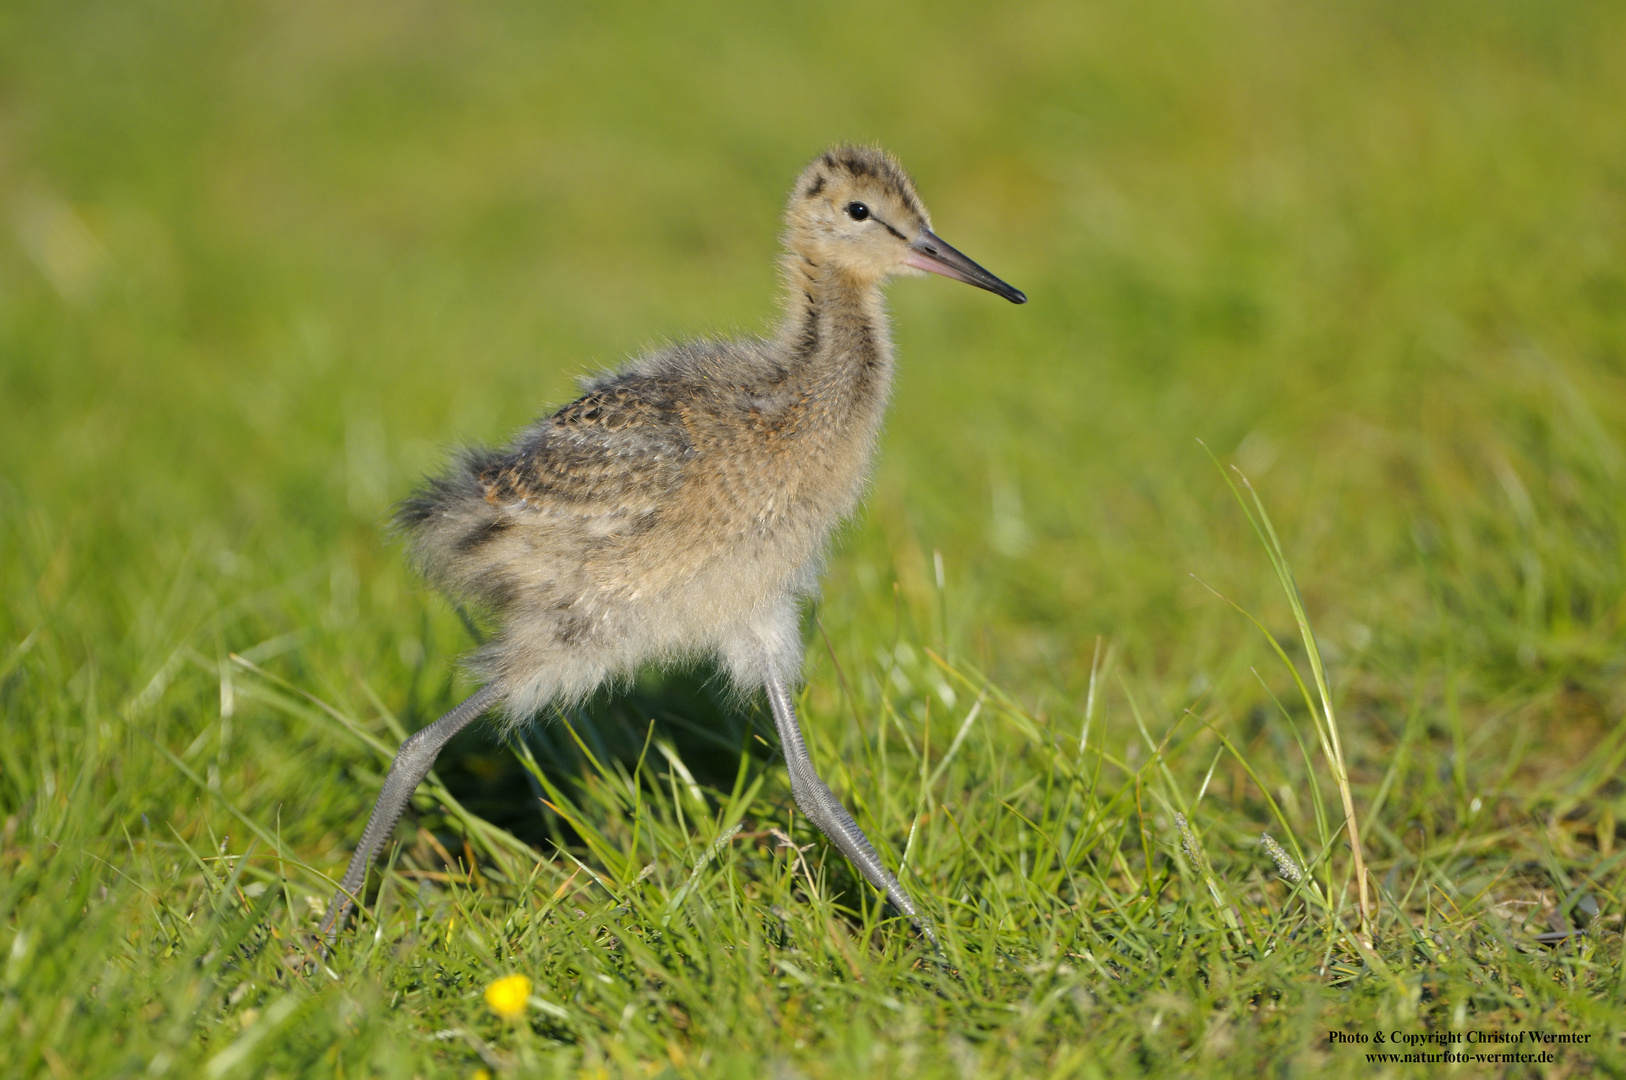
[3,0,1625,1074]
[5,0,1623,695]
[6,0,1619,676]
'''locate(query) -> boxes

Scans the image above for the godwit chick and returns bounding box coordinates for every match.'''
[321,145,1025,948]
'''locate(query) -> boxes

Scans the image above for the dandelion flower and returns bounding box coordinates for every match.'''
[484,974,532,1021]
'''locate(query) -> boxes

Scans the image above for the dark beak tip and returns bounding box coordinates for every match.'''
[1008,289,1028,305]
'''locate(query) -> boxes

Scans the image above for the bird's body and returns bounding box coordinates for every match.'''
[321,146,1025,950]
[400,276,895,724]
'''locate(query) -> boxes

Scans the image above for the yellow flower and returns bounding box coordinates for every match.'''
[484,974,532,1021]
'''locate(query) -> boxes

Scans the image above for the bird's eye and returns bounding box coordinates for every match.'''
[845,201,870,221]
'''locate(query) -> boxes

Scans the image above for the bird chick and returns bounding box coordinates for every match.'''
[321,145,1025,950]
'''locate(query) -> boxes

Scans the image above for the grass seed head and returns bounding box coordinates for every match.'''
[1261,833,1304,884]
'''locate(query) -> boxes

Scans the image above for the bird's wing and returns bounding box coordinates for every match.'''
[478,379,694,520]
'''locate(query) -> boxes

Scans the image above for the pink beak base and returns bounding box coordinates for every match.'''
[905,232,1027,304]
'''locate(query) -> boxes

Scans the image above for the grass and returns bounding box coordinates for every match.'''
[4,0,1626,1075]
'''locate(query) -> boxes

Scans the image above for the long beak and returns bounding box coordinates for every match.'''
[905,230,1027,304]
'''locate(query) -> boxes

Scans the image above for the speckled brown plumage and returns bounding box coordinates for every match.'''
[402,148,976,720]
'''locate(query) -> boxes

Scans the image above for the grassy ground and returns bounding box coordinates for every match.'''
[4,0,1626,1076]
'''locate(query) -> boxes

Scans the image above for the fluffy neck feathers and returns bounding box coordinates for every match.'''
[775,253,894,427]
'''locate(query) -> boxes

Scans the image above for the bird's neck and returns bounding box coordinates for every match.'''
[775,256,894,428]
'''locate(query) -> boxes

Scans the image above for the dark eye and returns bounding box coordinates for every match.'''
[845,201,870,221]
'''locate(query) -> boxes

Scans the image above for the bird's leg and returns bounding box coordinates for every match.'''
[763,671,937,946]
[318,683,504,951]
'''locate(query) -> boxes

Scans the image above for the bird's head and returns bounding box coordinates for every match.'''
[784,145,1026,304]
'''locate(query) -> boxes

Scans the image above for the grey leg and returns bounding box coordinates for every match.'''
[319,683,504,950]
[764,671,937,945]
